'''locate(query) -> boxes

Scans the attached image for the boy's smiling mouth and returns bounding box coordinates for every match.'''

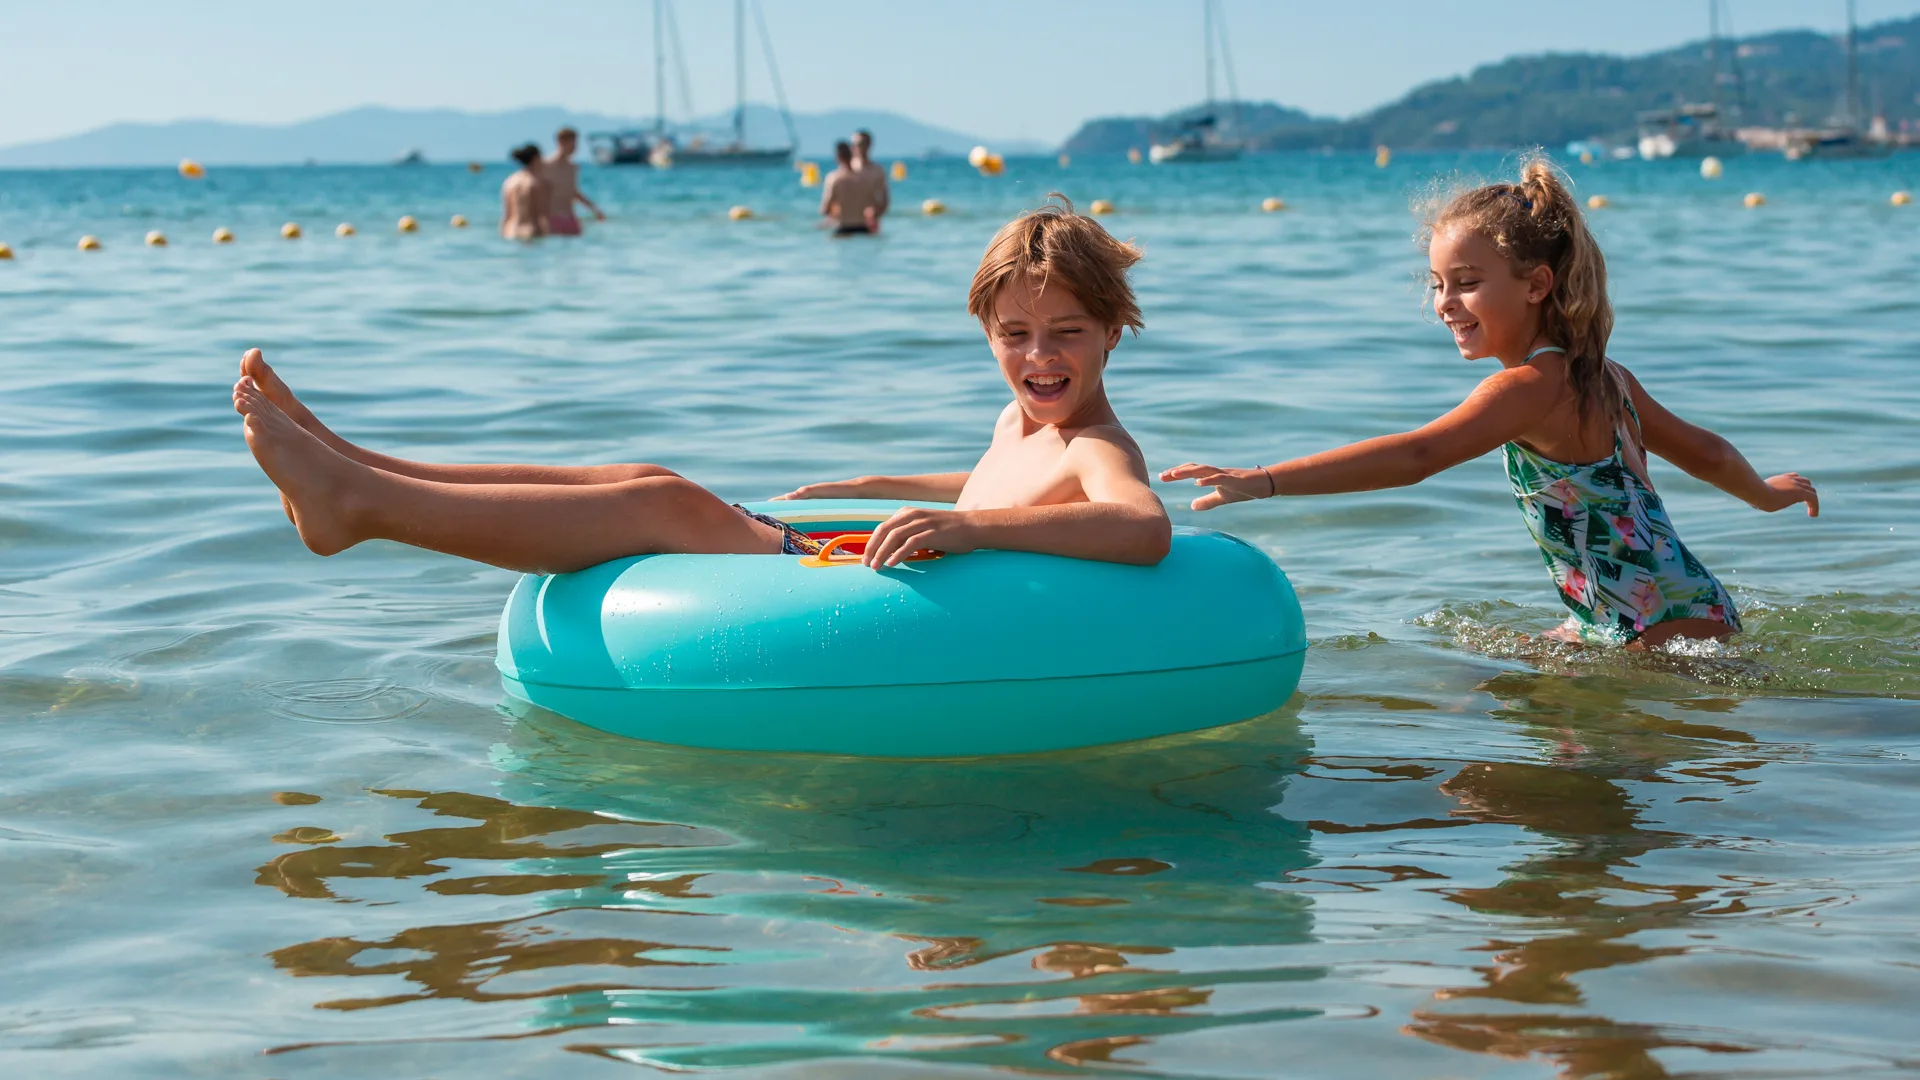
[1025,373,1069,401]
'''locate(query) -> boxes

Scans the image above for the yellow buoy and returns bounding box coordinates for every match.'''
[1743,192,1766,208]
[798,161,821,187]
[334,223,355,237]
[1375,145,1392,168]
[145,230,168,247]
[1586,194,1610,210]
[1894,191,1914,207]
[979,153,1005,176]
[728,205,754,221]
[1058,153,1071,168]
[1127,147,1143,165]
[281,222,303,239]
[1261,197,1287,212]
[212,227,234,244]
[1089,199,1115,216]
[178,159,205,179]
[890,160,908,181]
[398,215,419,233]
[1700,156,1725,180]
[0,242,13,260]
[467,161,483,174]
[921,198,947,215]
[1579,149,1595,165]
[449,214,469,228]
[78,235,102,251]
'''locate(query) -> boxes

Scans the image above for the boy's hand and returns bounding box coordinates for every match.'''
[864,507,973,568]
[771,478,868,501]
[1757,472,1820,517]
[1158,463,1273,511]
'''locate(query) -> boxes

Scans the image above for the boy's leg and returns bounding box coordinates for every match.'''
[236,379,779,574]
[239,349,670,486]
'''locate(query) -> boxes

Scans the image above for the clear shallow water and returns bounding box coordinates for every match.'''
[2,152,1918,1078]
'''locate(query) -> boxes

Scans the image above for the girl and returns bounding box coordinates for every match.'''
[1163,157,1818,649]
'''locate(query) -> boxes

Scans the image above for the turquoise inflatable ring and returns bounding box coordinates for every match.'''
[497,500,1306,757]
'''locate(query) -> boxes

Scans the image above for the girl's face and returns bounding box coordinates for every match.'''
[987,280,1121,427]
[1428,226,1553,362]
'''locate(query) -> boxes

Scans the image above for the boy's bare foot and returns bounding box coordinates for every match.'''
[239,348,338,446]
[233,376,362,556]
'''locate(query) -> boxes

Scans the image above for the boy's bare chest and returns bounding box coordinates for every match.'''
[956,436,1079,509]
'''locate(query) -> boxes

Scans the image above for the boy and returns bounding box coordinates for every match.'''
[542,127,605,236]
[232,197,1169,574]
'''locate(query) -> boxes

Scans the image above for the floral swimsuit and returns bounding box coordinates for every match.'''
[1503,349,1740,644]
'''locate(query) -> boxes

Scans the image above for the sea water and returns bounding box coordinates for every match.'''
[1,153,1917,1078]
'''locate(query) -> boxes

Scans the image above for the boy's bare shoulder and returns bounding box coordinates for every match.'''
[1062,422,1148,469]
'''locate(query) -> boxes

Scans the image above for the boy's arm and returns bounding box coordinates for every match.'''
[1626,369,1819,515]
[575,189,606,220]
[862,433,1172,568]
[772,474,971,502]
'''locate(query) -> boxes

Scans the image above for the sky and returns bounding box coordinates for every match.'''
[4,0,1919,148]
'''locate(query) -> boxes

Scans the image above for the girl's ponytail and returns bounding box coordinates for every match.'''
[1428,155,1618,425]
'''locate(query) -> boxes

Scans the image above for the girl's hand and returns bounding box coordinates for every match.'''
[771,478,868,501]
[1158,463,1273,511]
[1757,473,1820,517]
[864,507,973,568]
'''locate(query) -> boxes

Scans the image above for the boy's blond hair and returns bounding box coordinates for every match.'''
[968,194,1143,334]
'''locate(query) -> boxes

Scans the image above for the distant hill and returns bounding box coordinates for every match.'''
[1064,14,1920,153]
[0,104,1047,168]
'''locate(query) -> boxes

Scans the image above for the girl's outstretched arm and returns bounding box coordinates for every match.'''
[1623,369,1819,516]
[1162,367,1560,510]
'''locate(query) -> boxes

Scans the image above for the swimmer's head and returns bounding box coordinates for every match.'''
[1423,155,1617,421]
[511,143,542,168]
[970,195,1142,426]
[834,140,853,166]
[853,129,873,157]
[555,127,578,153]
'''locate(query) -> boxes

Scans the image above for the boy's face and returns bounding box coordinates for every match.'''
[987,279,1122,426]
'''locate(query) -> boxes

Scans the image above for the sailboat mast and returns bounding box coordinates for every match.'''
[1203,0,1216,108]
[1845,0,1861,123]
[1707,0,1720,107]
[653,0,666,136]
[733,0,746,148]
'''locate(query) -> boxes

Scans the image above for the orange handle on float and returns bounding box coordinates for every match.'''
[798,532,944,568]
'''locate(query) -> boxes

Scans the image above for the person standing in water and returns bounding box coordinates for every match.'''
[542,127,605,236]
[499,144,550,241]
[820,134,889,236]
[851,128,890,229]
[1163,157,1817,650]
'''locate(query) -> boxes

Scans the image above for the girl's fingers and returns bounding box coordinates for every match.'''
[1159,463,1216,482]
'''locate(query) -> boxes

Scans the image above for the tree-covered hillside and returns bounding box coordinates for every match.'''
[1062,15,1920,153]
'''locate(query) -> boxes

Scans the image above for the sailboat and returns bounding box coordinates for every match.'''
[1785,0,1891,159]
[1637,0,1747,159]
[1149,0,1243,164]
[589,0,798,168]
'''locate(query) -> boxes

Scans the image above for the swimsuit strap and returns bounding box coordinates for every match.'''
[1604,359,1655,491]
[1524,345,1567,362]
